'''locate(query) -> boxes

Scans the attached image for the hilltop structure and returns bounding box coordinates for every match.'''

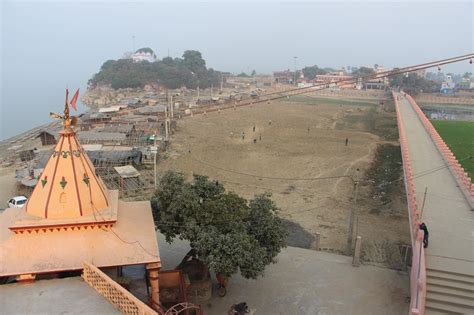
[0,91,161,308]
[132,47,157,63]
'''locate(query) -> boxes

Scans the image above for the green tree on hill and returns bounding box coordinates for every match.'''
[88,50,222,90]
[151,171,288,280]
[136,47,155,54]
[183,50,206,74]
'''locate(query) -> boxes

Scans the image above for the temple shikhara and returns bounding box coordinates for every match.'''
[0,91,162,311]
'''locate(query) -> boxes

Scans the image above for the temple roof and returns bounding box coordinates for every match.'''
[1,198,160,277]
[25,128,109,219]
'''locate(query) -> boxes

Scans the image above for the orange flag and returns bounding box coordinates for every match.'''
[70,89,79,111]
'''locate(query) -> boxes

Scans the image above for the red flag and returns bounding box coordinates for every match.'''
[70,89,79,111]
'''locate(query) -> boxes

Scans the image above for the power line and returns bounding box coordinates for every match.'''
[188,154,356,183]
[183,54,474,116]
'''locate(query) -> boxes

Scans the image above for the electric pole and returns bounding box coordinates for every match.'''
[153,132,157,188]
[293,56,298,86]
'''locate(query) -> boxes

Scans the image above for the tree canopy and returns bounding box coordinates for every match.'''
[88,50,222,90]
[390,70,441,94]
[302,65,334,80]
[350,66,375,78]
[136,47,155,55]
[151,171,288,279]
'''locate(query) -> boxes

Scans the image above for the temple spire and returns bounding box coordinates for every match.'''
[26,90,109,219]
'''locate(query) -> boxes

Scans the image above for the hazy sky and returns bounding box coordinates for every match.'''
[1,1,473,139]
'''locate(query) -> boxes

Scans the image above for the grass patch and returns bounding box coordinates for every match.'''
[365,144,404,215]
[431,120,474,179]
[419,102,474,112]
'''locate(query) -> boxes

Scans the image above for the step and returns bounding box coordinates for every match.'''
[425,300,470,315]
[427,277,474,292]
[427,270,474,286]
[426,292,474,309]
[427,285,474,300]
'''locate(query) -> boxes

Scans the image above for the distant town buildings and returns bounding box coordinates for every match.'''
[457,77,474,90]
[440,74,456,94]
[314,70,354,89]
[273,70,294,84]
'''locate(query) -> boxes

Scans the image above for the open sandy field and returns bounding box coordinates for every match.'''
[156,96,411,268]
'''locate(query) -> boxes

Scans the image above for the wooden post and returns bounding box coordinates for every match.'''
[347,180,359,254]
[314,232,321,251]
[146,262,161,310]
[352,236,362,267]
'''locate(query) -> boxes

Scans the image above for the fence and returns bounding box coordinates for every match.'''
[392,91,426,315]
[404,92,474,209]
[82,261,158,315]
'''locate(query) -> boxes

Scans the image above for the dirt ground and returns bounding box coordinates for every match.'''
[0,168,20,210]
[156,96,411,267]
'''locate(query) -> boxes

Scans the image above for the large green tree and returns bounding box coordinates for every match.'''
[151,171,288,279]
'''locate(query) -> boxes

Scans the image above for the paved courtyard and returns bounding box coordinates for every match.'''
[158,235,410,315]
[0,277,120,314]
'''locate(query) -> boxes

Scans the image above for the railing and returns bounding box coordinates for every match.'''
[82,261,158,315]
[411,230,426,315]
[404,92,474,209]
[392,91,426,315]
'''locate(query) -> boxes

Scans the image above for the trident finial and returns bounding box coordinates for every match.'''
[49,89,78,131]
[64,88,70,120]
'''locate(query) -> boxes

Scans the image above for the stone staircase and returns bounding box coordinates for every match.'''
[425,268,474,314]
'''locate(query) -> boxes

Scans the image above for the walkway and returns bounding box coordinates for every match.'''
[397,93,474,314]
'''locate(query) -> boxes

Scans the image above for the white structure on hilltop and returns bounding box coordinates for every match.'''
[131,47,156,63]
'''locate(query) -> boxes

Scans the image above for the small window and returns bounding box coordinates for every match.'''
[60,192,67,204]
[16,199,27,205]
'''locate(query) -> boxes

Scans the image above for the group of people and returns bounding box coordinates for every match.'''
[240,121,270,142]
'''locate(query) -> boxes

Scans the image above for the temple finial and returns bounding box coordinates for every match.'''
[49,89,76,131]
[64,88,70,120]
